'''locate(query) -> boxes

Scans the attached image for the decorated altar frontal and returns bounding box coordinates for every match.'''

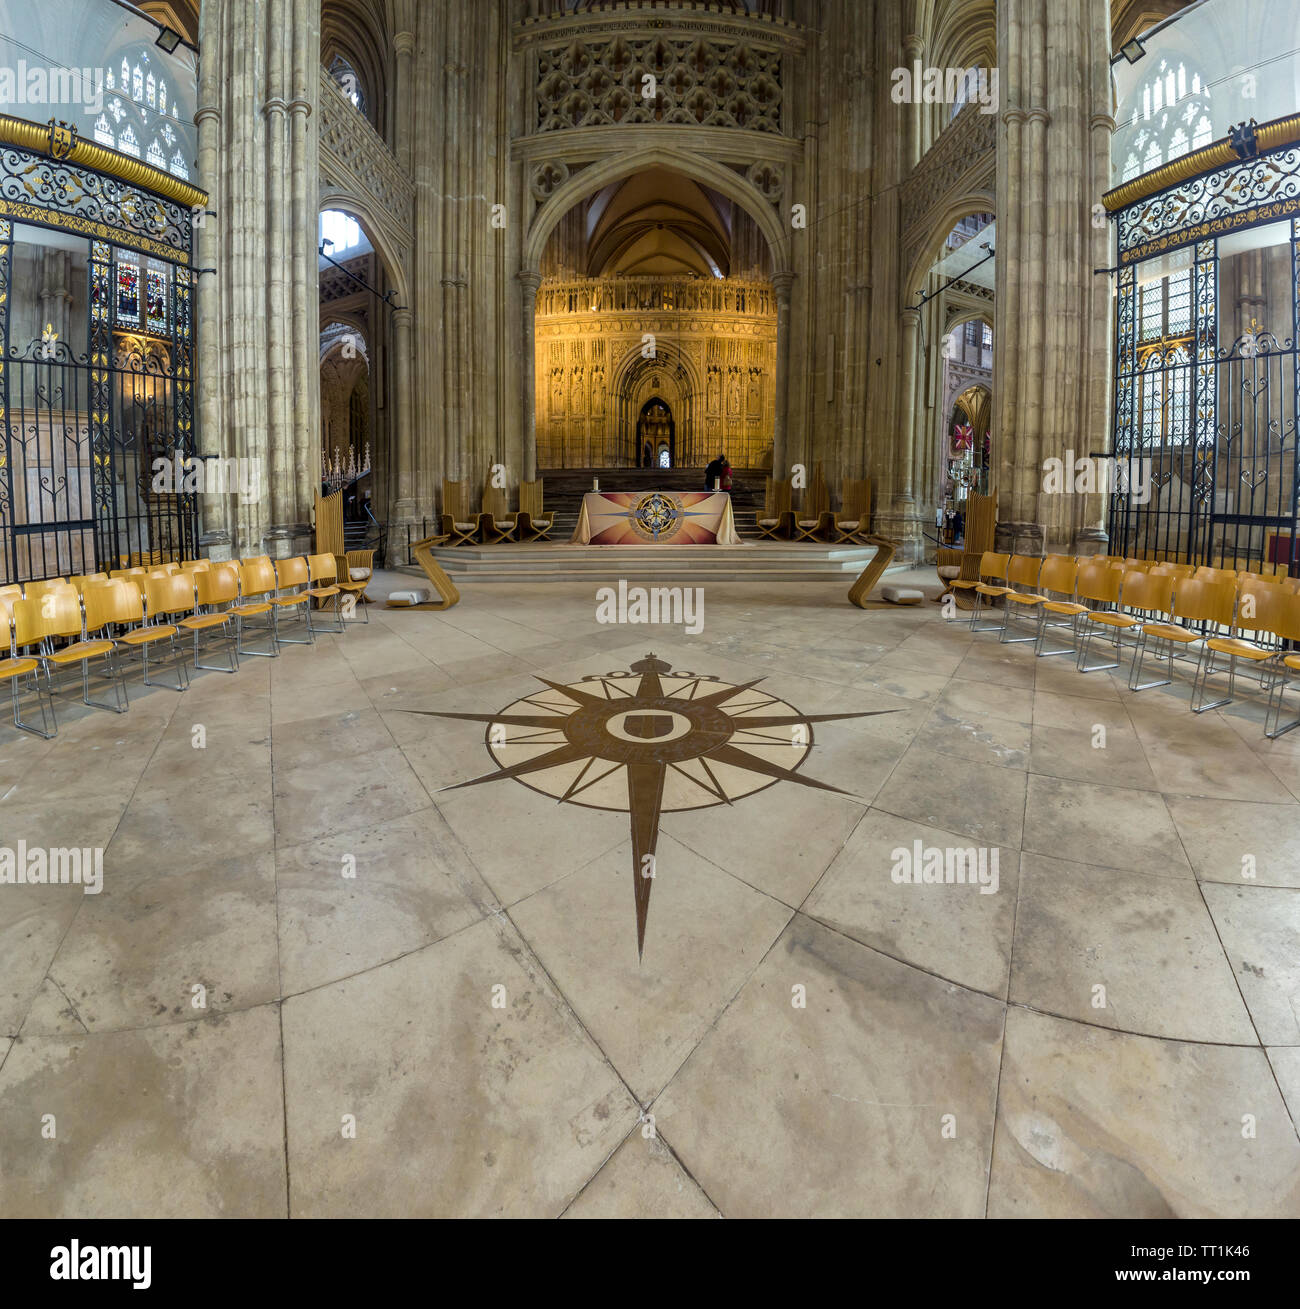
[570,490,744,545]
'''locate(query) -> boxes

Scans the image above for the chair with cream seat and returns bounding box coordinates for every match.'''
[22,583,128,714]
[516,480,555,542]
[1191,579,1285,714]
[271,557,315,645]
[830,478,872,544]
[1077,569,1171,674]
[177,565,240,673]
[440,480,480,548]
[0,596,56,737]
[231,558,280,657]
[331,554,371,625]
[963,552,1013,632]
[112,574,192,691]
[996,554,1046,644]
[756,478,792,541]
[1128,577,1235,692]
[793,466,831,542]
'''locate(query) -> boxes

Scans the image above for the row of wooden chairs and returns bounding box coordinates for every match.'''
[757,472,874,544]
[0,554,367,739]
[438,479,554,547]
[956,552,1300,736]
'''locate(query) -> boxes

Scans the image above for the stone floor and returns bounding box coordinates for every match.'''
[1,568,1298,1217]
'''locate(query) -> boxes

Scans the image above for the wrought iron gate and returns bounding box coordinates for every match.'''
[0,224,197,585]
[1111,230,1300,575]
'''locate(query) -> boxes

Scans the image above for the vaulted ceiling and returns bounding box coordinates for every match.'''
[584,168,732,277]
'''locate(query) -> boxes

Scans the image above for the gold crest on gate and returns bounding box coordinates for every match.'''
[48,121,77,161]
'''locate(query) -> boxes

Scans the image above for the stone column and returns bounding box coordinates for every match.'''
[393,29,416,172]
[518,270,542,484]
[902,33,925,169]
[390,307,416,524]
[195,0,319,559]
[897,308,921,504]
[194,8,230,556]
[771,269,795,479]
[995,0,1113,553]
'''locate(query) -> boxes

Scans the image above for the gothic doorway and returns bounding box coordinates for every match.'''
[638,398,674,468]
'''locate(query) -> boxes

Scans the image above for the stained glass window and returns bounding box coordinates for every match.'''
[118,125,140,157]
[147,139,166,169]
[116,260,140,328]
[146,73,156,108]
[146,265,168,335]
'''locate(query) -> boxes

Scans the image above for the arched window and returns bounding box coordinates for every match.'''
[1130,57,1212,179]
[328,55,365,112]
[320,211,363,254]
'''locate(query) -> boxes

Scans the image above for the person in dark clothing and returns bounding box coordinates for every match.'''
[704,453,727,490]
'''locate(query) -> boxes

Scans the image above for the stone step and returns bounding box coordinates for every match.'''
[400,541,904,586]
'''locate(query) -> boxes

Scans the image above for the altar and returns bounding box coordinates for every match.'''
[570,489,743,545]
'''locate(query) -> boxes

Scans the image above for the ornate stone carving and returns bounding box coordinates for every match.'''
[530,159,570,200]
[534,274,777,469]
[899,104,996,256]
[317,68,413,261]
[532,34,784,135]
[746,160,783,202]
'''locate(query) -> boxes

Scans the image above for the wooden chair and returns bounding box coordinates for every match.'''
[757,478,792,541]
[440,480,479,548]
[178,566,241,673]
[333,552,371,624]
[793,466,830,541]
[831,478,872,544]
[516,481,554,542]
[1264,589,1300,738]
[1192,579,1289,714]
[1077,568,1170,674]
[997,554,1046,644]
[20,584,128,714]
[0,595,56,737]
[115,574,192,691]
[232,559,280,657]
[271,557,315,645]
[1130,576,1236,693]
[937,489,997,609]
[477,484,517,544]
[306,553,345,633]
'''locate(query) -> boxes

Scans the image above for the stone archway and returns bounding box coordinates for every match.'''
[519,148,793,482]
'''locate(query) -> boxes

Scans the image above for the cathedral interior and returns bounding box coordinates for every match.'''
[0,0,1299,1245]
